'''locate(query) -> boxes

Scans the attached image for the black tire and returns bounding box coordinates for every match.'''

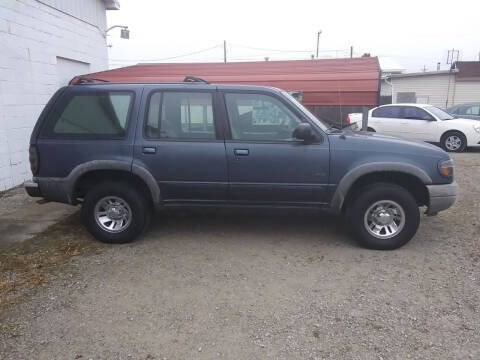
[346,183,420,250]
[81,182,152,244]
[440,131,467,152]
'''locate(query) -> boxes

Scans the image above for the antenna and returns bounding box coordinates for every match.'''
[446,49,459,65]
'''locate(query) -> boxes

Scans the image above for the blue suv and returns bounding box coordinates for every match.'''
[25,77,458,249]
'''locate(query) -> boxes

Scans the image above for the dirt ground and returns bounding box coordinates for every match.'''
[0,152,479,360]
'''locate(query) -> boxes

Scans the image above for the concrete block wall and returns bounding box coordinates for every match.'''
[0,0,110,190]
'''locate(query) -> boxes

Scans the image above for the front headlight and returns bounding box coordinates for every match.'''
[473,124,480,133]
[438,158,454,178]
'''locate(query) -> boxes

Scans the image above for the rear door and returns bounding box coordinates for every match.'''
[219,90,330,205]
[133,85,228,204]
[369,106,404,136]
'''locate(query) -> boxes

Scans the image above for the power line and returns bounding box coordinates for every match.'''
[110,44,222,63]
[229,43,314,53]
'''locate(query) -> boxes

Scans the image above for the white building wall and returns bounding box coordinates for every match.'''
[0,0,110,190]
[391,73,455,108]
[452,81,480,105]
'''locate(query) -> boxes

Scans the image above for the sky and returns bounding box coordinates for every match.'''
[106,0,479,73]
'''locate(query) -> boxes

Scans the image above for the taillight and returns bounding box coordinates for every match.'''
[29,145,39,175]
[346,116,351,124]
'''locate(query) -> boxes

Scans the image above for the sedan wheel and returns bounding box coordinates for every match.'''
[441,131,467,152]
[445,135,462,151]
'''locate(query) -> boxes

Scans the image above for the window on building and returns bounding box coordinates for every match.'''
[45,92,133,137]
[145,92,215,140]
[396,92,416,103]
[224,93,303,141]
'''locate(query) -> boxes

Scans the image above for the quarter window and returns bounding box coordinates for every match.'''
[224,93,303,141]
[44,92,133,137]
[145,92,215,140]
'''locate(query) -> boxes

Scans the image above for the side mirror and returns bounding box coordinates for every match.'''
[293,123,317,142]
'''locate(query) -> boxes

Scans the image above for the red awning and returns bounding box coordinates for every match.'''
[75,57,380,106]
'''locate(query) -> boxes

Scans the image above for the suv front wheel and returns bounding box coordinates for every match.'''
[82,182,152,244]
[346,183,420,250]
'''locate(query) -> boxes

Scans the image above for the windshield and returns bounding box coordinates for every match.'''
[425,106,455,120]
[281,91,329,131]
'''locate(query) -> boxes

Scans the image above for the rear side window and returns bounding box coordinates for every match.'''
[145,92,215,140]
[372,106,402,118]
[43,92,133,138]
[463,105,480,116]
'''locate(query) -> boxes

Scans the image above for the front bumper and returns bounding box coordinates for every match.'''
[24,179,42,198]
[426,181,458,215]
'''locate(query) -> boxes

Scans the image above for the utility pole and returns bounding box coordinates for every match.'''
[350,46,353,58]
[316,30,322,58]
[223,40,227,63]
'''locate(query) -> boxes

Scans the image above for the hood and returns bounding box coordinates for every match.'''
[335,130,447,157]
[446,117,480,125]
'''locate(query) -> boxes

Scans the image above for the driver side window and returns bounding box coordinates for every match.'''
[224,93,303,141]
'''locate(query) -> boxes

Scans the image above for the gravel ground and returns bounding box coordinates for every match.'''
[0,152,479,360]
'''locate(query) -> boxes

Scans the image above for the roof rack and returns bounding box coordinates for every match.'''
[73,77,110,85]
[183,76,209,84]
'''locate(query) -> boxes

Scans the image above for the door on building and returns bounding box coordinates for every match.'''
[56,57,90,87]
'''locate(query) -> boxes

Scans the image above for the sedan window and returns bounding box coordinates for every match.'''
[402,107,433,120]
[372,106,402,118]
[425,106,455,120]
[465,105,480,116]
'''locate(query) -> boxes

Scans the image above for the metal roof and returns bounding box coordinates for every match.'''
[75,57,380,106]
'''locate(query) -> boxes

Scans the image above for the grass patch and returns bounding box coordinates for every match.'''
[0,212,102,310]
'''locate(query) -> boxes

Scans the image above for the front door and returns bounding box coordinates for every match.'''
[221,91,330,205]
[134,87,228,203]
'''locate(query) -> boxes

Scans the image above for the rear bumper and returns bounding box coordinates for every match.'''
[24,179,42,198]
[426,181,458,215]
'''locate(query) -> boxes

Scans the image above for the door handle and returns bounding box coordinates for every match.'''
[142,146,156,154]
[234,149,249,156]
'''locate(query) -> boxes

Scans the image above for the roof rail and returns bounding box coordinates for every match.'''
[183,76,209,84]
[73,77,110,85]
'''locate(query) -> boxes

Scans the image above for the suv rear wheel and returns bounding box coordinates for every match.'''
[346,183,420,250]
[82,182,152,244]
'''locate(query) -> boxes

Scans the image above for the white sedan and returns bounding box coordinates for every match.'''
[348,104,480,152]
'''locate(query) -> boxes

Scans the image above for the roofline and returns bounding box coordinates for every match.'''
[379,103,433,107]
[390,69,458,78]
[69,81,284,91]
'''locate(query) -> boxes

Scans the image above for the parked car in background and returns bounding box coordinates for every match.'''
[25,79,458,250]
[348,104,480,152]
[447,103,480,120]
